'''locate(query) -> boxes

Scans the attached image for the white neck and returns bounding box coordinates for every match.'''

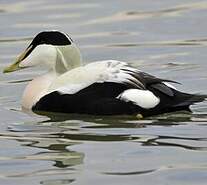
[21,70,57,110]
[21,44,82,110]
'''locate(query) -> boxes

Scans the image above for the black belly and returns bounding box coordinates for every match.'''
[33,92,141,115]
[32,82,142,115]
[32,82,204,116]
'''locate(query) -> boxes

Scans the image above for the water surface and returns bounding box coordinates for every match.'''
[0,0,207,185]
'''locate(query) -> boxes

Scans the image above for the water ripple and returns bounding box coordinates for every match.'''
[105,38,207,48]
[84,2,207,25]
[1,1,207,185]
[0,37,32,43]
[103,169,156,176]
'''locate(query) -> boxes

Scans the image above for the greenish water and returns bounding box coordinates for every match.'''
[0,0,207,185]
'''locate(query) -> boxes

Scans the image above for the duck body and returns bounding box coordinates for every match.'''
[32,60,204,117]
[3,31,206,117]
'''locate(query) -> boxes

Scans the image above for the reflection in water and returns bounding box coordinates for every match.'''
[0,109,207,184]
[54,132,139,142]
[0,129,83,184]
[40,179,75,185]
[0,131,84,168]
[32,109,196,127]
[7,168,76,178]
[140,135,207,151]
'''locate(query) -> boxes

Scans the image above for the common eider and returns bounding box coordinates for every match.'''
[3,31,206,117]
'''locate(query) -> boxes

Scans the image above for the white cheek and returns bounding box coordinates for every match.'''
[20,45,57,68]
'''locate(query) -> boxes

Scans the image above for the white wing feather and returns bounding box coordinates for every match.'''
[48,60,144,94]
[117,89,160,109]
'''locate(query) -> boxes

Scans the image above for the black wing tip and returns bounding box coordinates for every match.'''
[190,94,207,103]
[161,79,182,85]
[176,93,207,108]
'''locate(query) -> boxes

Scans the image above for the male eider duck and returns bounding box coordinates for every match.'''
[3,31,206,117]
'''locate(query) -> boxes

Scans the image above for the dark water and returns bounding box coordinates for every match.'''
[0,0,207,184]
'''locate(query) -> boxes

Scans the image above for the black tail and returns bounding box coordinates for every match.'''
[172,92,207,108]
[146,86,207,117]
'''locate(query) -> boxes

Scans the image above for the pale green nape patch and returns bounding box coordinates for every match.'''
[55,44,82,74]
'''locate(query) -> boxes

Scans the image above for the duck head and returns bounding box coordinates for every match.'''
[3,31,82,74]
